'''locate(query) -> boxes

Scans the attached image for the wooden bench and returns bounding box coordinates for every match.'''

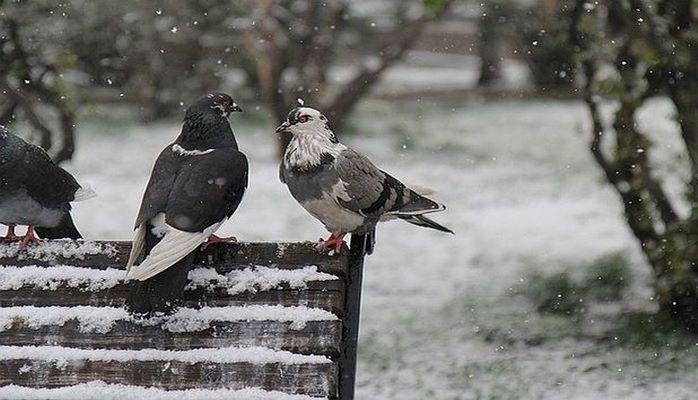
[0,235,368,399]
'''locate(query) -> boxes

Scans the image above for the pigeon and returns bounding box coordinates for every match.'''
[125,93,248,315]
[0,125,94,246]
[276,106,453,254]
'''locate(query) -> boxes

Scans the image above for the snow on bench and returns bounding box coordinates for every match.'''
[0,238,369,400]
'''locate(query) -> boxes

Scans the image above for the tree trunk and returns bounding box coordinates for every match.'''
[571,0,698,331]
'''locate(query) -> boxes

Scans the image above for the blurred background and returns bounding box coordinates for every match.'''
[2,0,698,398]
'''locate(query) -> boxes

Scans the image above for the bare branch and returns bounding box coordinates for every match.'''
[323,0,455,126]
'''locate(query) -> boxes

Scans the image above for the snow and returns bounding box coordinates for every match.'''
[159,305,336,332]
[0,305,336,333]
[0,264,335,295]
[0,240,116,262]
[0,382,325,400]
[0,265,123,291]
[4,97,694,399]
[186,266,338,295]
[0,345,330,364]
[0,306,128,333]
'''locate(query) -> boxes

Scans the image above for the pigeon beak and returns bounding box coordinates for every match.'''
[276,121,292,134]
[230,103,243,113]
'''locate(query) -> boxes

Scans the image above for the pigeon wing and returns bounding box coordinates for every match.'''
[333,148,391,217]
[128,148,248,281]
[134,145,180,229]
[165,148,248,232]
[334,148,443,218]
[20,142,81,208]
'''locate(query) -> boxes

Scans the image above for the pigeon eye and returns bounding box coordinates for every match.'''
[298,115,310,123]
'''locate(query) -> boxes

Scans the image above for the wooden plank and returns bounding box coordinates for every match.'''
[0,242,350,277]
[0,280,345,314]
[196,242,349,278]
[338,234,368,400]
[0,360,336,397]
[0,320,341,356]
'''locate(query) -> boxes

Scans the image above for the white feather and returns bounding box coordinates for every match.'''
[386,203,446,217]
[126,219,226,282]
[407,184,436,196]
[149,213,168,238]
[126,224,146,275]
[171,144,214,156]
[73,185,97,202]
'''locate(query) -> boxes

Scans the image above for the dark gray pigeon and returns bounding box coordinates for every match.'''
[126,93,248,314]
[277,106,453,254]
[0,125,94,246]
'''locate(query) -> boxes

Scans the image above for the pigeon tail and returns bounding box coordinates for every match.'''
[399,214,454,234]
[73,184,97,202]
[126,251,196,315]
[407,184,436,196]
[35,213,82,240]
[394,193,446,216]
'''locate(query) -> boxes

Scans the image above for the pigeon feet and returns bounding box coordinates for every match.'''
[1,226,19,242]
[18,226,40,249]
[314,234,346,254]
[207,234,237,244]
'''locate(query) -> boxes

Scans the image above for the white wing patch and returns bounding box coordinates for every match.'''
[126,223,146,274]
[407,184,435,196]
[126,218,227,282]
[149,213,168,238]
[171,144,214,156]
[329,179,352,202]
[73,184,97,202]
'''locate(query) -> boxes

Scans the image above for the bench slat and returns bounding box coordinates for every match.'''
[0,281,345,314]
[0,242,349,277]
[0,320,341,355]
[0,360,336,397]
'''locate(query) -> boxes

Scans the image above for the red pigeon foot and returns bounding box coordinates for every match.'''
[19,226,40,249]
[314,233,346,254]
[207,234,237,244]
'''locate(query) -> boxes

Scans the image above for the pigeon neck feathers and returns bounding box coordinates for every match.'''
[176,111,238,151]
[284,128,346,171]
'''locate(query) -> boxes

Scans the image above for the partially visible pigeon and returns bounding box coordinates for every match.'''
[276,106,453,254]
[0,125,94,246]
[126,93,248,315]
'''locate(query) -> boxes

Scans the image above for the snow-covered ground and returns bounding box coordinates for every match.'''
[9,97,698,399]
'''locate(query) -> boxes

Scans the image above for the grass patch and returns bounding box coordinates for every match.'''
[522,252,633,318]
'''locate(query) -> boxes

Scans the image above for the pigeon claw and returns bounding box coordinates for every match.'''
[314,234,346,255]
[18,226,40,249]
[1,226,19,243]
[207,234,237,244]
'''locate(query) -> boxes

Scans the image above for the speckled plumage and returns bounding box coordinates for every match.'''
[277,107,452,251]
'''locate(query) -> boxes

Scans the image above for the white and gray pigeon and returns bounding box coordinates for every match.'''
[125,93,248,314]
[276,106,453,254]
[0,125,94,246]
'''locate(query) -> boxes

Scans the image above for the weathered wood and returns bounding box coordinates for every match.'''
[338,234,368,400]
[0,240,365,399]
[0,320,341,356]
[0,280,345,315]
[0,359,336,397]
[0,242,349,277]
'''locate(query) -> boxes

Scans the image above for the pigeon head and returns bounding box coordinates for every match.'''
[178,93,242,149]
[276,107,337,143]
[186,92,242,119]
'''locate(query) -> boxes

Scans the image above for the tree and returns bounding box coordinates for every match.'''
[235,0,455,156]
[571,0,698,330]
[0,12,77,164]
